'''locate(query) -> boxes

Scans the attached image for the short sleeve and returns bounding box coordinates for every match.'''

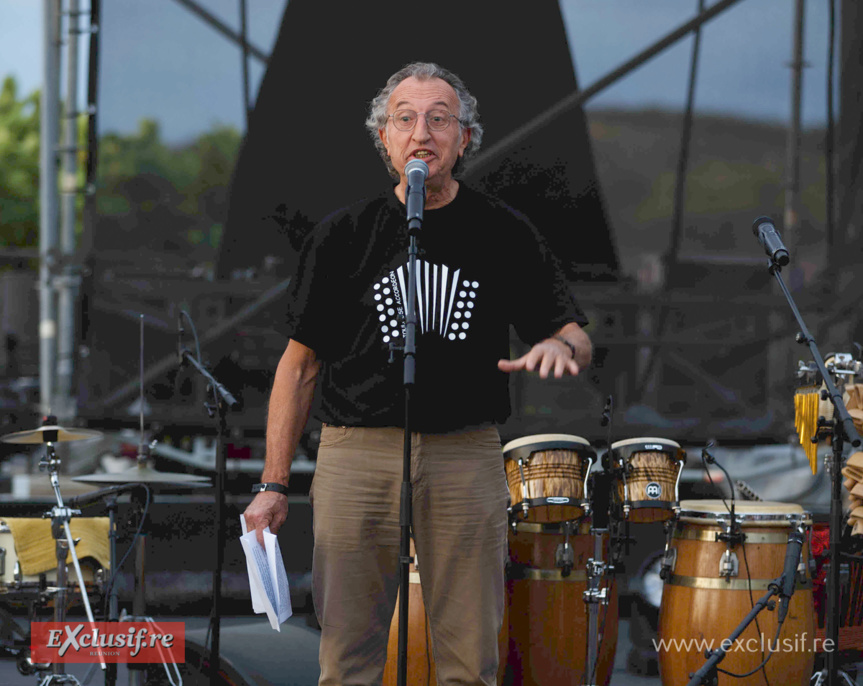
[505,212,588,345]
[283,219,346,360]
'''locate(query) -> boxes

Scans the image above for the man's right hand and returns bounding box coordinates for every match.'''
[243,491,289,547]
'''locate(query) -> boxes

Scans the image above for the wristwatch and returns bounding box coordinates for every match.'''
[251,482,289,497]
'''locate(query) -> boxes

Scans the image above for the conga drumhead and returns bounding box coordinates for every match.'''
[502,434,593,459]
[677,500,811,526]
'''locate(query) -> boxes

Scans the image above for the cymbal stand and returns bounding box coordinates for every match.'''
[39,439,106,685]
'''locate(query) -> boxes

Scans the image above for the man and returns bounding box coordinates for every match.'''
[244,62,591,685]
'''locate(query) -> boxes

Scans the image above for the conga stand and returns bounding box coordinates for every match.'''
[582,528,610,686]
[764,254,862,686]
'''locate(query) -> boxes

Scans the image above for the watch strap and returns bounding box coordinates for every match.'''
[251,482,290,497]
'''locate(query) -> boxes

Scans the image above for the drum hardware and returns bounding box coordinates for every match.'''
[700,446,747,582]
[3,416,109,684]
[1,423,103,445]
[582,528,613,686]
[516,457,530,520]
[659,520,677,581]
[718,549,739,579]
[554,520,576,577]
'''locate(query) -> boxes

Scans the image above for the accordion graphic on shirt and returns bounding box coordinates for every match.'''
[372,260,479,345]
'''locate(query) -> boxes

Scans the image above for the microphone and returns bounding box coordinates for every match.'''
[69,483,140,509]
[405,159,428,232]
[777,530,805,623]
[752,216,790,267]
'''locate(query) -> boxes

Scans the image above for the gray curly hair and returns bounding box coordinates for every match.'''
[365,62,484,180]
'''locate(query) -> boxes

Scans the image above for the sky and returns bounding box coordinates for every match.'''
[0,0,837,143]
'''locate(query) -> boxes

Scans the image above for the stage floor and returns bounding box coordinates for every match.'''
[0,615,662,685]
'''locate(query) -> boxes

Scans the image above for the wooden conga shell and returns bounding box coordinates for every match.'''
[507,522,618,686]
[504,435,595,524]
[658,500,815,686]
[383,544,508,686]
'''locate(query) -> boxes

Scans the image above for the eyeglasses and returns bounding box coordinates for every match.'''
[388,109,459,132]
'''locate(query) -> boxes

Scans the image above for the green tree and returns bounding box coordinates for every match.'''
[0,76,40,248]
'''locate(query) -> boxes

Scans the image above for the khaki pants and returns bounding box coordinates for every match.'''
[310,425,508,686]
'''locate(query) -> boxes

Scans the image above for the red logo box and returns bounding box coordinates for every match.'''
[31,621,185,664]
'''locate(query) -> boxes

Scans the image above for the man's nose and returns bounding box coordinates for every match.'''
[412,114,431,140]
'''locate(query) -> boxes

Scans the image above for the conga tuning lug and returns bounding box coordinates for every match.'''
[719,549,739,578]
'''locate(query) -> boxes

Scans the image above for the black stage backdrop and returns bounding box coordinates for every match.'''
[216,0,619,283]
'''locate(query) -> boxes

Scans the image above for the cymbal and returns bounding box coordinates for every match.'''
[1,425,104,444]
[73,463,211,489]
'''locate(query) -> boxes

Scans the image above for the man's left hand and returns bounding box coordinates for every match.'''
[497,338,580,378]
[497,322,591,379]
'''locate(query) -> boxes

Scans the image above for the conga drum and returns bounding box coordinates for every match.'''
[507,521,618,686]
[503,435,596,523]
[606,437,685,523]
[658,500,815,686]
[382,540,508,686]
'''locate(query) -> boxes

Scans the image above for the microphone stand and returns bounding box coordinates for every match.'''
[763,252,862,686]
[685,583,780,686]
[393,164,426,686]
[178,333,239,686]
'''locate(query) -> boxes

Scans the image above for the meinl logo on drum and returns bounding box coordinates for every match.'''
[30,621,185,663]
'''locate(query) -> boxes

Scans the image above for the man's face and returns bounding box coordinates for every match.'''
[378,76,471,189]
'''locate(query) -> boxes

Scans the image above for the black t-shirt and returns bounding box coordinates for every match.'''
[285,184,587,432]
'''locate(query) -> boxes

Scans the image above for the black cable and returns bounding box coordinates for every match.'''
[717,618,784,678]
[700,448,773,686]
[180,310,202,362]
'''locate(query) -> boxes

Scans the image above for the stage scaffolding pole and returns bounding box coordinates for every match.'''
[784,0,806,248]
[39,0,62,416]
[56,0,82,418]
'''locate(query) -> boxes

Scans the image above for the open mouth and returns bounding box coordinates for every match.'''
[412,150,433,159]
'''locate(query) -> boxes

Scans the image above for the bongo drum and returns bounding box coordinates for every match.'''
[503,434,595,523]
[658,500,814,686]
[506,521,618,686]
[606,437,685,523]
